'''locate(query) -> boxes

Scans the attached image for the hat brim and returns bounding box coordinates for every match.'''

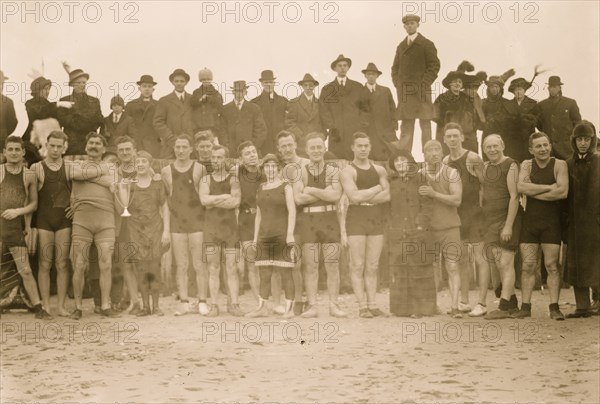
[31,79,52,93]
[69,72,90,86]
[230,86,249,91]
[442,72,466,89]
[259,77,276,82]
[169,73,190,82]
[298,79,319,86]
[361,69,382,76]
[508,83,532,93]
[330,58,352,70]
[546,81,564,86]
[137,80,157,86]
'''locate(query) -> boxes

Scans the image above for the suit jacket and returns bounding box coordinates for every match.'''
[190,84,223,136]
[320,78,371,160]
[365,84,398,161]
[153,91,194,159]
[221,100,267,155]
[102,113,139,152]
[285,94,322,152]
[391,33,440,120]
[251,92,288,154]
[57,92,104,156]
[125,97,161,158]
[533,95,582,160]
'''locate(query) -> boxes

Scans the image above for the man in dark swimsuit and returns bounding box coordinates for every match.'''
[1,136,47,318]
[515,132,568,320]
[293,132,347,318]
[200,145,243,316]
[161,134,208,315]
[340,132,390,318]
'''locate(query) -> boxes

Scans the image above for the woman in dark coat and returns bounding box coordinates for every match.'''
[505,77,538,163]
[482,69,516,155]
[22,77,72,165]
[564,121,600,317]
[387,146,436,317]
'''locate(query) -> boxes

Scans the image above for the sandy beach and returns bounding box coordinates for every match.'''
[1,288,598,403]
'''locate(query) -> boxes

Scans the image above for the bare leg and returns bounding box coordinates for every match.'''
[189,232,206,301]
[9,247,42,306]
[365,236,384,308]
[519,243,539,304]
[206,245,221,306]
[302,243,319,306]
[323,243,341,304]
[473,242,489,305]
[459,243,472,305]
[97,241,115,310]
[71,239,90,311]
[241,241,260,300]
[171,233,190,302]
[54,228,71,315]
[348,236,367,309]
[541,243,561,304]
[224,248,240,304]
[37,229,56,311]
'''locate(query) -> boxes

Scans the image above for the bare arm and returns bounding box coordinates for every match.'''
[161,165,172,197]
[420,167,461,207]
[304,165,342,203]
[214,175,241,209]
[517,160,552,196]
[338,194,349,247]
[292,172,318,205]
[199,175,229,207]
[31,162,44,191]
[503,162,520,231]
[253,206,261,243]
[366,165,391,204]
[285,184,296,240]
[533,159,569,201]
[23,169,39,227]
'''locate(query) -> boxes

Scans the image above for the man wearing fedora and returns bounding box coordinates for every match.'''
[153,68,195,159]
[362,62,398,161]
[57,66,104,156]
[102,96,139,153]
[320,54,371,160]
[533,76,582,160]
[221,81,267,154]
[126,75,161,158]
[285,73,323,155]
[0,71,18,154]
[391,14,440,153]
[191,68,224,141]
[252,70,288,155]
[506,77,538,163]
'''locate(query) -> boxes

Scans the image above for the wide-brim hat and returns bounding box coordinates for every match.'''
[547,75,564,86]
[441,61,474,89]
[486,69,515,88]
[136,74,157,86]
[298,73,319,86]
[330,54,352,70]
[361,62,382,76]
[259,70,276,82]
[230,80,248,91]
[463,71,488,88]
[508,77,532,93]
[169,68,190,83]
[402,14,420,24]
[68,69,90,86]
[30,76,52,94]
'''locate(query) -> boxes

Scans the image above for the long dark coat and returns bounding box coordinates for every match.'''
[320,78,370,160]
[564,136,600,288]
[391,34,440,120]
[533,95,582,160]
[251,92,288,155]
[23,97,58,164]
[365,84,398,161]
[153,92,195,159]
[56,92,104,156]
[190,84,223,136]
[503,96,538,163]
[220,100,267,155]
[125,97,161,158]
[0,94,18,150]
[284,94,322,152]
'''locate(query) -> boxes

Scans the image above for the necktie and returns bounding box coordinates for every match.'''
[236,101,242,110]
[340,79,344,87]
[180,95,184,103]
[408,38,412,46]
[114,115,118,124]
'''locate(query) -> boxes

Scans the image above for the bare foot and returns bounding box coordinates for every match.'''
[57,308,72,317]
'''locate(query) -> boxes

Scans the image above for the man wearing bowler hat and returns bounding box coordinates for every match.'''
[285,73,323,155]
[362,62,398,161]
[153,68,195,159]
[126,75,161,158]
[320,54,371,160]
[57,64,104,156]
[252,70,288,155]
[532,76,582,160]
[391,14,440,153]
[191,68,224,141]
[221,81,267,154]
[0,71,18,153]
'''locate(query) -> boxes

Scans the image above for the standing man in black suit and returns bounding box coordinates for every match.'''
[391,14,440,153]
[533,76,582,160]
[126,75,161,158]
[153,69,195,159]
[362,63,398,161]
[252,70,288,155]
[0,70,18,154]
[320,54,371,160]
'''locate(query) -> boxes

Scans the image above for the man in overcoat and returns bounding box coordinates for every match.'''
[0,71,18,156]
[533,76,582,160]
[125,74,161,158]
[285,73,322,156]
[320,54,371,160]
[153,68,195,159]
[190,68,224,141]
[391,14,440,152]
[251,70,288,155]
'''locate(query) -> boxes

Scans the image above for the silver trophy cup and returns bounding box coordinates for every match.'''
[114,179,137,217]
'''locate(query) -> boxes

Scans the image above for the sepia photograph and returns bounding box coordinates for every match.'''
[1,1,599,402]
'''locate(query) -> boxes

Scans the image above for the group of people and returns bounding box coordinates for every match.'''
[0,14,598,321]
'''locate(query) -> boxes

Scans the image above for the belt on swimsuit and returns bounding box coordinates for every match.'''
[356,202,375,207]
[241,208,257,214]
[302,205,337,213]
